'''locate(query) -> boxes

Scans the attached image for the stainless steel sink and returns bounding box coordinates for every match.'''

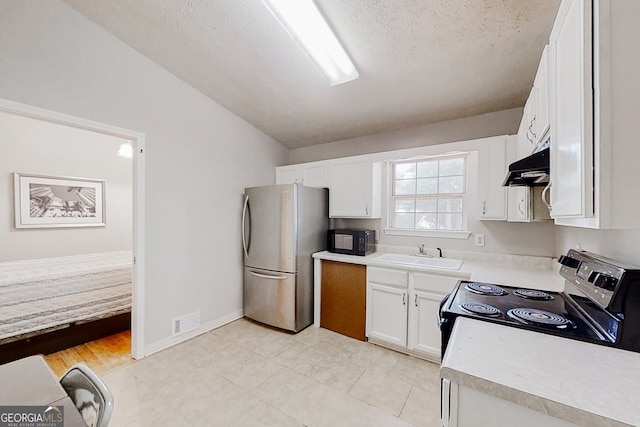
[375,253,463,270]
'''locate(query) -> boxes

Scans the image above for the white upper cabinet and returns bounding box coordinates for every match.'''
[328,155,381,218]
[548,0,640,228]
[519,90,537,158]
[478,136,510,220]
[275,161,328,188]
[530,45,550,145]
[533,45,551,144]
[275,165,301,185]
[549,0,594,220]
[517,45,550,160]
[507,186,531,222]
[300,162,328,188]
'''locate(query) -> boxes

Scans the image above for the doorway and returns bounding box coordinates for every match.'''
[0,97,145,359]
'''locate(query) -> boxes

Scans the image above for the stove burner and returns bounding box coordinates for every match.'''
[514,289,553,300]
[507,308,573,329]
[459,303,502,317]
[465,282,507,296]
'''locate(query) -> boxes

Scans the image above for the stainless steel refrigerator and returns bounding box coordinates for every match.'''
[242,184,328,332]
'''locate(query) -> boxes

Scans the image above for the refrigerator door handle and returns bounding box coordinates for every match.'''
[241,195,249,259]
[248,270,288,280]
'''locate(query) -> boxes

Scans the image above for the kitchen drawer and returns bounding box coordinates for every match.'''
[367,267,408,288]
[412,273,460,295]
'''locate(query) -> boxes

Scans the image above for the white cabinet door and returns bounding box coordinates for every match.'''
[478,137,509,220]
[329,156,381,218]
[523,87,538,148]
[507,187,530,222]
[517,104,535,160]
[408,272,459,359]
[366,266,408,347]
[549,0,593,219]
[534,45,550,144]
[408,289,443,357]
[366,283,407,347]
[275,165,300,185]
[277,162,328,187]
[301,163,328,188]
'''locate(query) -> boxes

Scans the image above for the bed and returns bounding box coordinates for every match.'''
[0,251,132,364]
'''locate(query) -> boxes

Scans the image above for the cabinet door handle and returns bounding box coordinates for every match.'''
[414,294,418,307]
[526,130,535,144]
[365,205,369,215]
[529,115,537,137]
[402,293,406,305]
[481,201,486,215]
[542,181,552,211]
[518,198,525,216]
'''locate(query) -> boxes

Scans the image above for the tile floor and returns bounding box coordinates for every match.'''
[103,318,442,426]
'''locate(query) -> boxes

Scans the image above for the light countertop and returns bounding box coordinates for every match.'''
[312,250,565,291]
[441,318,639,427]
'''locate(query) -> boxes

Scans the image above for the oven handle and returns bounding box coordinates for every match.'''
[437,293,452,327]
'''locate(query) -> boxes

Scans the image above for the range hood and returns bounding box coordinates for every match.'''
[502,147,550,187]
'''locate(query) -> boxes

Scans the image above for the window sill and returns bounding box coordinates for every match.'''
[383,228,471,240]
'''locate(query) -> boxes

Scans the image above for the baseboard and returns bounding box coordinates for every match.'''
[367,336,441,364]
[143,309,244,357]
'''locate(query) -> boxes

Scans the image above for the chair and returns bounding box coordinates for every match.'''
[60,364,114,427]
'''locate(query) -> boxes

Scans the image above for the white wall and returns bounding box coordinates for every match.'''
[0,1,287,347]
[555,228,640,266]
[289,108,523,163]
[0,111,132,261]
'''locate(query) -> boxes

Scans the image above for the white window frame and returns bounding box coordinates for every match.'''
[384,152,471,239]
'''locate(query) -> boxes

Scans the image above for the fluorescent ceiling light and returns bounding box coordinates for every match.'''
[262,0,359,86]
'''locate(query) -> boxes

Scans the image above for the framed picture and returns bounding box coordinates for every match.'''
[13,173,106,228]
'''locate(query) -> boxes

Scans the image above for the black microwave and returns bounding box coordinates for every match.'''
[327,229,375,256]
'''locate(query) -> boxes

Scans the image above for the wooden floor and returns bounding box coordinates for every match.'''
[44,330,134,377]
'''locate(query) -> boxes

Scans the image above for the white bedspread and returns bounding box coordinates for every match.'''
[0,251,132,343]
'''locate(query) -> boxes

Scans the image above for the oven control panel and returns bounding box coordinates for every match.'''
[559,250,624,309]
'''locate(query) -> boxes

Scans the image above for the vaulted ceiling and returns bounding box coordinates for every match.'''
[63,0,561,149]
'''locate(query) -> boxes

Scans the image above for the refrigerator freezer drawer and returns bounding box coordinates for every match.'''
[244,267,297,331]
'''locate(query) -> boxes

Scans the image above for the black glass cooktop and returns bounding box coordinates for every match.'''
[442,281,609,344]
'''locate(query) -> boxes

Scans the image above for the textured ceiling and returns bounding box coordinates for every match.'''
[62,0,561,149]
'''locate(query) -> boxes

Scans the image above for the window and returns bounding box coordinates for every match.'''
[390,154,466,231]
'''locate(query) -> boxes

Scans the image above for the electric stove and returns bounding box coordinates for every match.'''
[439,250,640,358]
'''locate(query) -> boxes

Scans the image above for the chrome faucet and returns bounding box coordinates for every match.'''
[417,243,426,256]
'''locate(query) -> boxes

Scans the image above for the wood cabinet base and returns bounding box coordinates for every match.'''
[320,261,366,341]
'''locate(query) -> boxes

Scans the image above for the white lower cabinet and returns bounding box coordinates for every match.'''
[366,266,463,361]
[367,282,407,347]
[366,267,408,347]
[408,272,458,357]
[442,380,577,427]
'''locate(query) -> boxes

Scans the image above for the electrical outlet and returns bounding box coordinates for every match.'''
[474,234,485,247]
